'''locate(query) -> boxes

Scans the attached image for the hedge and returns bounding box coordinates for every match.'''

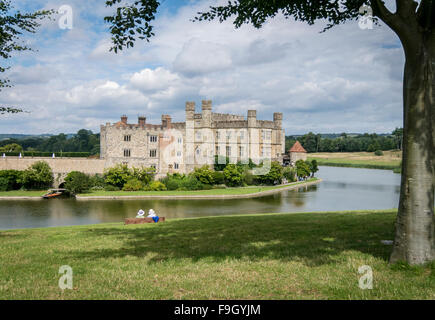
[1,152,91,158]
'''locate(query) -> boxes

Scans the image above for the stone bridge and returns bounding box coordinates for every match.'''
[0,157,106,188]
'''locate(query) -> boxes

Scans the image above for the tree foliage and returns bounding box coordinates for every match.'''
[64,171,91,194]
[20,161,53,190]
[0,0,52,113]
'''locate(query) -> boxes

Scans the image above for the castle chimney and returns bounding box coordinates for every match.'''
[247,110,257,127]
[121,115,128,124]
[138,116,146,127]
[162,115,172,129]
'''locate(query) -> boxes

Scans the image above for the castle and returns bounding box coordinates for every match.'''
[100,100,285,177]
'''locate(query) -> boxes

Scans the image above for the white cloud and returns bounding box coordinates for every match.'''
[0,0,404,135]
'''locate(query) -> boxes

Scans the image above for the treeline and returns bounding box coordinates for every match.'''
[285,128,403,153]
[0,129,100,155]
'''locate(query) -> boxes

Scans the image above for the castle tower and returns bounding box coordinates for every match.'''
[247,110,257,128]
[185,101,195,172]
[185,101,195,121]
[273,112,283,129]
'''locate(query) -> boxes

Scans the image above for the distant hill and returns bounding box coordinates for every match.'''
[0,133,75,140]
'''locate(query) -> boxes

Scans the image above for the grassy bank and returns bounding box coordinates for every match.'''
[0,190,47,197]
[308,151,402,171]
[0,210,433,299]
[0,180,318,199]
[78,180,315,197]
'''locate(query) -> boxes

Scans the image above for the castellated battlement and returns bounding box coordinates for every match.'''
[212,113,245,122]
[100,99,285,175]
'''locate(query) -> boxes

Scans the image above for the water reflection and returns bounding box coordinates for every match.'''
[0,166,403,230]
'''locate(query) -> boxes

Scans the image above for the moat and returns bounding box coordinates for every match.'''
[0,166,401,230]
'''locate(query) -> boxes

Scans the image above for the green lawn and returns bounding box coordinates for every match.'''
[0,210,433,299]
[308,157,400,170]
[78,180,315,197]
[0,190,47,197]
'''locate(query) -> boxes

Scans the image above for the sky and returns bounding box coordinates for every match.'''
[0,0,404,135]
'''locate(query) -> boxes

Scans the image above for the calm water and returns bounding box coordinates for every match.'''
[0,166,401,230]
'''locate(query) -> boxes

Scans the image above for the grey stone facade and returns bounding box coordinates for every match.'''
[100,100,285,177]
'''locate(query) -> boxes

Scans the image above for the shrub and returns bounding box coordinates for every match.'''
[0,170,23,190]
[0,177,9,191]
[104,184,120,191]
[64,171,91,194]
[104,164,132,188]
[20,161,53,190]
[283,167,296,182]
[132,166,156,185]
[122,178,143,191]
[257,161,283,185]
[192,165,214,185]
[212,171,225,185]
[212,184,227,189]
[223,164,243,187]
[145,181,167,191]
[374,150,384,156]
[161,173,185,190]
[214,155,229,171]
[179,175,204,190]
[90,174,105,188]
[242,170,256,185]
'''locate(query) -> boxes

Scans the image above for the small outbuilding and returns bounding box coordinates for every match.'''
[289,141,307,165]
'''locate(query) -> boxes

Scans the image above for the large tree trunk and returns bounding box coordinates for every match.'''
[390,30,435,265]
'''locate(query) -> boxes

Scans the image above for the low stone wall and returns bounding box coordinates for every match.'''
[0,157,106,187]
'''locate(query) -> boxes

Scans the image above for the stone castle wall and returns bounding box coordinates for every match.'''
[0,157,106,187]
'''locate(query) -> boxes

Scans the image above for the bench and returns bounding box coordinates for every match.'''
[124,217,166,225]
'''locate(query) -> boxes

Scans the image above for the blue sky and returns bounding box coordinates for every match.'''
[0,0,404,135]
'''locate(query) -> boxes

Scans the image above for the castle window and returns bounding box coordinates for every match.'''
[239,146,244,157]
[226,131,232,140]
[240,130,245,140]
[226,146,231,157]
[177,151,182,157]
[216,131,220,140]
[196,131,202,140]
[150,135,157,143]
[216,146,220,155]
[174,163,179,169]
[196,147,201,156]
[124,149,131,157]
[178,137,182,144]
[124,135,131,142]
[150,149,157,157]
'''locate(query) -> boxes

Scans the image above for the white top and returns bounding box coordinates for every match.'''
[136,209,145,218]
[147,209,156,217]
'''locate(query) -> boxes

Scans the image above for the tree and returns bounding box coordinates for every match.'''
[0,1,52,114]
[392,127,404,150]
[223,164,244,187]
[309,160,319,177]
[20,161,53,190]
[0,143,22,153]
[257,161,283,185]
[64,171,91,194]
[192,165,215,185]
[295,160,311,180]
[105,1,435,265]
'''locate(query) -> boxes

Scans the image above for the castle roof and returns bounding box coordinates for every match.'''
[289,141,307,153]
